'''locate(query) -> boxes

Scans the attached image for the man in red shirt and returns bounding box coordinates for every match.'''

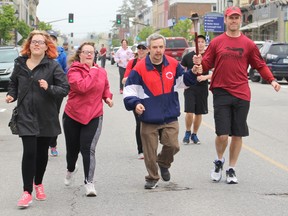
[99,44,107,68]
[193,6,281,184]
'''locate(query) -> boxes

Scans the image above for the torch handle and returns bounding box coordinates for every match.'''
[195,32,199,56]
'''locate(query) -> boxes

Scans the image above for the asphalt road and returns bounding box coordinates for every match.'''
[0,61,288,216]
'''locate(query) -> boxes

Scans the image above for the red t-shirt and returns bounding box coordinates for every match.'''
[124,58,140,78]
[100,47,107,57]
[202,33,274,101]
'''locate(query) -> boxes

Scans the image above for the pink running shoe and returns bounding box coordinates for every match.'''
[34,184,46,201]
[17,191,32,208]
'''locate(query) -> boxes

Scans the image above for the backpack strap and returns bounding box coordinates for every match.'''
[132,58,138,68]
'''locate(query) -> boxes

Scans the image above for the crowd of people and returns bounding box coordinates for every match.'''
[5,6,281,209]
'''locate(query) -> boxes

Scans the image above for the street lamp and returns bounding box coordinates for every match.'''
[14,10,19,47]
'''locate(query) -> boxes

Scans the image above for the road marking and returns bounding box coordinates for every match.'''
[243,145,288,172]
[202,121,288,172]
[0,108,6,112]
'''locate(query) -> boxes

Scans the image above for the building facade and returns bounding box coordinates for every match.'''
[150,0,217,30]
[218,0,288,42]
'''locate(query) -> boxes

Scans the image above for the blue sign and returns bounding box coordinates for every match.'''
[204,13,224,33]
[179,16,187,21]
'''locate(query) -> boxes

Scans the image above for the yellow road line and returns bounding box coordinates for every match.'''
[202,121,288,172]
[242,145,288,172]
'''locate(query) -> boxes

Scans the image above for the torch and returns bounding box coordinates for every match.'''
[191,13,199,55]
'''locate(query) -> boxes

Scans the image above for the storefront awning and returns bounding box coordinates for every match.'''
[240,18,278,31]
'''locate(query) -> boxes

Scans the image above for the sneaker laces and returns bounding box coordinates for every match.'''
[184,131,191,139]
[191,134,199,142]
[20,192,30,201]
[214,160,223,173]
[227,168,236,177]
[35,185,44,195]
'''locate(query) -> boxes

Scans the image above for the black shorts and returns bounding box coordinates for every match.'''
[184,84,208,115]
[213,88,250,137]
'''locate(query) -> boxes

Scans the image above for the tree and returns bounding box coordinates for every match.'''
[137,26,154,41]
[37,21,52,31]
[171,19,192,39]
[16,21,32,45]
[0,5,17,45]
[159,28,173,37]
[114,0,148,31]
[116,0,133,28]
[112,38,121,47]
[129,0,147,13]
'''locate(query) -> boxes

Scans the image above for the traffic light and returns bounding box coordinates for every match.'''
[116,14,121,25]
[68,13,74,23]
[71,32,73,37]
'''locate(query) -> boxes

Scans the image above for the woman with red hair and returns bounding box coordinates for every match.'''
[6,30,69,208]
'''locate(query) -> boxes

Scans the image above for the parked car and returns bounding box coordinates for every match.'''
[253,41,265,49]
[111,46,120,65]
[249,41,288,83]
[165,37,189,61]
[248,41,265,78]
[0,46,19,91]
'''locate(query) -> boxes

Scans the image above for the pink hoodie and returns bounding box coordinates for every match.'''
[64,62,113,125]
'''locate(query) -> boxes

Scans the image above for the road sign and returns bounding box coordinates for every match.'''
[17,32,23,43]
[204,12,224,33]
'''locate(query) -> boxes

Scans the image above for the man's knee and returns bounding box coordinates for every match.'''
[217,135,229,142]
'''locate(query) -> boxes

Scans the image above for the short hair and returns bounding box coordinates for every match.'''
[146,33,166,47]
[21,30,58,59]
[121,39,128,45]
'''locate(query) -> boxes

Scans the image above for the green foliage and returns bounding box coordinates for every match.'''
[171,19,192,39]
[16,21,32,45]
[37,21,52,31]
[137,26,154,41]
[0,5,17,45]
[159,28,173,37]
[112,38,121,47]
[126,36,134,46]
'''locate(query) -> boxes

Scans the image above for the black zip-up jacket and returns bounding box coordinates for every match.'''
[7,55,70,136]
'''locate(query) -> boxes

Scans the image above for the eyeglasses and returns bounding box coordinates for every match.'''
[81,50,94,55]
[31,40,46,45]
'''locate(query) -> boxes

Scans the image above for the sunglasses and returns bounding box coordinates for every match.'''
[138,46,147,50]
[81,50,94,55]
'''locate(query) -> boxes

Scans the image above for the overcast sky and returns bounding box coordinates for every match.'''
[37,0,151,38]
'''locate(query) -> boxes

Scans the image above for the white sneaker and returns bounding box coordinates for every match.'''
[226,168,238,184]
[85,182,97,197]
[64,164,78,186]
[210,159,225,182]
[138,153,144,159]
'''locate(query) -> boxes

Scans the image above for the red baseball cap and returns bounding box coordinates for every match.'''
[225,6,242,17]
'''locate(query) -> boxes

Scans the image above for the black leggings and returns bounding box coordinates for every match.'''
[133,110,143,154]
[119,66,126,90]
[63,113,102,184]
[21,136,51,194]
